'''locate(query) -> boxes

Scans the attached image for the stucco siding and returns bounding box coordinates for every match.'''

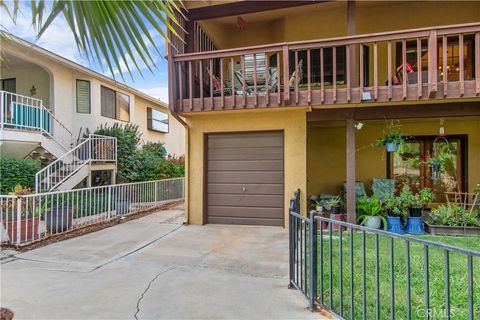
[185,108,307,227]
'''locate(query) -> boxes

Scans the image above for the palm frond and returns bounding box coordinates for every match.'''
[24,0,183,80]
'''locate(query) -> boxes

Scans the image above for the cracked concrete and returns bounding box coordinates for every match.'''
[1,204,326,319]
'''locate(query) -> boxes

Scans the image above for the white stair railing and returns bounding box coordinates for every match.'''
[0,90,73,150]
[35,135,117,193]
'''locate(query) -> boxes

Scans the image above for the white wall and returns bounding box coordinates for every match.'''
[1,43,185,155]
[0,64,50,107]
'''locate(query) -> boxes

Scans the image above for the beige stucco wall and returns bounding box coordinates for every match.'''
[184,108,308,227]
[307,116,480,198]
[1,41,184,155]
[0,64,51,107]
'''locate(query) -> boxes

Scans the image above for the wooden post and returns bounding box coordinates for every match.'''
[347,0,357,87]
[346,118,356,224]
[428,30,438,98]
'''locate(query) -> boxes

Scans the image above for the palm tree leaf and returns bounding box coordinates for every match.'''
[32,0,183,79]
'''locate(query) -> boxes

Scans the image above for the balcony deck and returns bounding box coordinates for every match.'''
[170,23,480,114]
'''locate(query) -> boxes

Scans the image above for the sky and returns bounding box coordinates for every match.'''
[0,1,170,102]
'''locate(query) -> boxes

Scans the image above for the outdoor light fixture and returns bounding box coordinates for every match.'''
[354,122,364,130]
[439,118,446,136]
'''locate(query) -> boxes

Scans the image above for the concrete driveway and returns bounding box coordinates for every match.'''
[1,205,323,319]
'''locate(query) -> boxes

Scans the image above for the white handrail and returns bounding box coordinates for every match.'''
[0,90,73,150]
[35,135,117,192]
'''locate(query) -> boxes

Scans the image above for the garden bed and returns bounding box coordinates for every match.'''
[425,222,480,236]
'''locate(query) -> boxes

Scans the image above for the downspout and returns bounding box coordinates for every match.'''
[167,39,190,225]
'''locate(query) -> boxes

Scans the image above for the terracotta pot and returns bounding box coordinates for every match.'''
[330,213,346,231]
[316,212,330,230]
[3,217,39,243]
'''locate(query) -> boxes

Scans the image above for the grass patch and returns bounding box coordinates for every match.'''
[316,232,480,319]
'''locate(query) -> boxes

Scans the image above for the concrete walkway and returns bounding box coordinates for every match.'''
[1,205,326,319]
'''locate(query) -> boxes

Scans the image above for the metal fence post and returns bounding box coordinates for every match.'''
[309,210,318,311]
[16,197,22,246]
[288,198,295,288]
[154,181,158,203]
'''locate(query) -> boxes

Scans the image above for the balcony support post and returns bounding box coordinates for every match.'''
[346,118,356,224]
[283,44,290,102]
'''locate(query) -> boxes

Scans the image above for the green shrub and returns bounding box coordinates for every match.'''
[86,123,141,182]
[0,157,41,194]
[141,142,167,159]
[152,160,185,179]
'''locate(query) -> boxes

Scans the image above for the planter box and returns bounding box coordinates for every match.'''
[425,222,480,236]
[2,217,39,243]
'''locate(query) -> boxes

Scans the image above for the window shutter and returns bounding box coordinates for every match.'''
[76,80,90,113]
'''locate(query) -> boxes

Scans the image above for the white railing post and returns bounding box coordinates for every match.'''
[107,185,112,221]
[154,181,158,203]
[0,91,4,129]
[16,197,22,246]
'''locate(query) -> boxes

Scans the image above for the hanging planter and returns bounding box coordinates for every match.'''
[386,143,399,152]
[375,121,407,153]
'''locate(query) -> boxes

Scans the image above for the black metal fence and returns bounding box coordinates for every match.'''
[289,191,480,319]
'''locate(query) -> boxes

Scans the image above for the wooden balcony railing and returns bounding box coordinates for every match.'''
[170,23,480,113]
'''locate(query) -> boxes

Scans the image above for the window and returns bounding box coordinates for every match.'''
[395,35,475,81]
[288,47,347,85]
[147,108,169,133]
[387,135,467,202]
[76,80,90,113]
[1,78,16,93]
[101,86,130,121]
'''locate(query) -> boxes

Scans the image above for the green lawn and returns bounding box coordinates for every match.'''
[316,232,480,320]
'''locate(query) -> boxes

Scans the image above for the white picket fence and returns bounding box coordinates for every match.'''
[0,178,184,246]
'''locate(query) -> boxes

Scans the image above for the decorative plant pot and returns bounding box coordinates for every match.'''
[45,207,74,233]
[405,216,426,235]
[386,143,398,152]
[330,213,346,231]
[364,216,382,229]
[387,216,405,234]
[409,207,423,217]
[315,205,323,212]
[115,200,130,215]
[3,217,39,243]
[330,206,340,215]
[425,223,480,236]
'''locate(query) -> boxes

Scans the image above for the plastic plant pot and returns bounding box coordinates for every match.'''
[387,216,405,234]
[386,143,398,152]
[405,216,426,235]
[364,216,382,229]
[409,207,423,217]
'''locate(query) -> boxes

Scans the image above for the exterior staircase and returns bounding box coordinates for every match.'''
[0,90,117,193]
[35,134,117,192]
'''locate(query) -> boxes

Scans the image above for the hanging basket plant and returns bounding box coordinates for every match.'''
[426,155,446,180]
[375,131,406,152]
[375,120,407,153]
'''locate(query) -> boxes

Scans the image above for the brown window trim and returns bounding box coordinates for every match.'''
[100,85,130,122]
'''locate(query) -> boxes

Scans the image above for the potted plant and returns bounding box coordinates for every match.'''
[310,197,329,230]
[383,195,406,234]
[356,196,386,229]
[426,204,480,236]
[375,121,406,152]
[43,200,74,234]
[3,184,40,243]
[400,185,433,234]
[418,188,435,209]
[324,196,344,230]
[426,155,445,180]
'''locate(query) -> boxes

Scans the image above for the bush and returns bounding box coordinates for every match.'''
[152,160,185,179]
[86,123,141,182]
[87,123,183,183]
[0,157,41,194]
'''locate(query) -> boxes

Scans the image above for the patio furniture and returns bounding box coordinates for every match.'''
[371,178,395,202]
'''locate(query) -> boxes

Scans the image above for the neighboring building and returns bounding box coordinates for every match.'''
[167,1,480,227]
[0,31,185,158]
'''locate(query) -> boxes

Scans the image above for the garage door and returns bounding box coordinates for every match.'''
[206,131,284,226]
